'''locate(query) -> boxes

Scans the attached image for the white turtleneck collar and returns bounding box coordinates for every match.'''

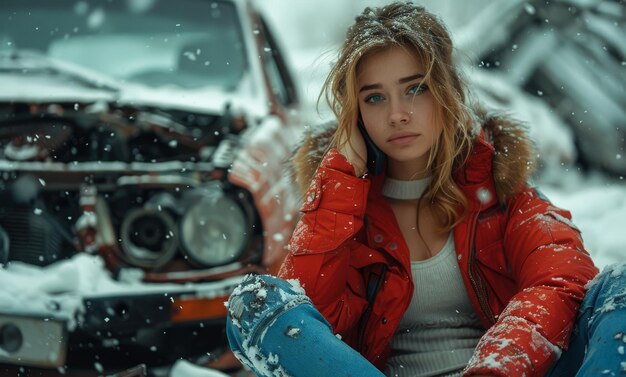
[382,176,432,200]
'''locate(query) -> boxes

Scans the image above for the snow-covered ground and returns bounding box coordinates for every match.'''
[540,170,626,268]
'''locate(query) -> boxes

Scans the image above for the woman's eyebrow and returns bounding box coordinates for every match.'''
[398,73,424,84]
[359,73,425,92]
[359,83,382,92]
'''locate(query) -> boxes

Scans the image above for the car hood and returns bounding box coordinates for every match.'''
[0,71,117,103]
[0,51,264,117]
[1,72,261,116]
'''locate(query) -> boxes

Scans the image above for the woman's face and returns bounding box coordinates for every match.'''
[356,46,441,179]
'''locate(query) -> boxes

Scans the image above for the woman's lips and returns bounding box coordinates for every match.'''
[387,133,420,145]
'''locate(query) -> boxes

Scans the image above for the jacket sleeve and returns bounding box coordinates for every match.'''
[464,189,598,377]
[278,148,372,338]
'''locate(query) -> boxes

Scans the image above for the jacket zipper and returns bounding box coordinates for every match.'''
[358,215,373,352]
[357,306,372,352]
[357,263,387,353]
[467,212,497,325]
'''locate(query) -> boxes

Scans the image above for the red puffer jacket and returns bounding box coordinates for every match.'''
[278,115,598,377]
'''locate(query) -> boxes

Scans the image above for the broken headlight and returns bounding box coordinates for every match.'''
[119,207,179,269]
[117,185,255,270]
[180,191,250,267]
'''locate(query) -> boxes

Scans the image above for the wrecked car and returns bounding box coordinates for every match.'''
[0,0,303,375]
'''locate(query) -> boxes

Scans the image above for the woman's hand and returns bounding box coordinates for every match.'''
[336,121,368,177]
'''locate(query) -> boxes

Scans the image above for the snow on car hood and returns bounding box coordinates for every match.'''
[0,71,264,117]
[0,73,116,103]
[116,83,264,116]
[0,51,266,117]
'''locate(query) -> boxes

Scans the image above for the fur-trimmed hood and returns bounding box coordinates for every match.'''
[289,110,536,205]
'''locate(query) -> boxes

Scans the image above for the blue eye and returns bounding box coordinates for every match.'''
[365,94,384,103]
[408,84,428,95]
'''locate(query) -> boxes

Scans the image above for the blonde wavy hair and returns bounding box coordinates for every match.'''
[321,2,475,232]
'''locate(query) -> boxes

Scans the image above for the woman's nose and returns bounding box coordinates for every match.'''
[389,102,410,126]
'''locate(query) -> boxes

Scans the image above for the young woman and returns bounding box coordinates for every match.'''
[226,3,625,376]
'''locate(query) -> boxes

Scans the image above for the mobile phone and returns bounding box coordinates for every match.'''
[357,118,385,176]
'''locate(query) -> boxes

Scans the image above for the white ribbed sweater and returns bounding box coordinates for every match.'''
[384,235,485,377]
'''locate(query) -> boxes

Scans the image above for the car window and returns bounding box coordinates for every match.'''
[1,0,247,91]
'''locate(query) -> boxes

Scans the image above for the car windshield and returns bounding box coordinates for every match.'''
[1,0,247,91]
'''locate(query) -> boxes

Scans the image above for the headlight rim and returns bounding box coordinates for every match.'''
[119,207,179,269]
[179,191,253,268]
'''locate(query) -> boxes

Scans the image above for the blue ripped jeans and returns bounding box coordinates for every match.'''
[226,264,626,377]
